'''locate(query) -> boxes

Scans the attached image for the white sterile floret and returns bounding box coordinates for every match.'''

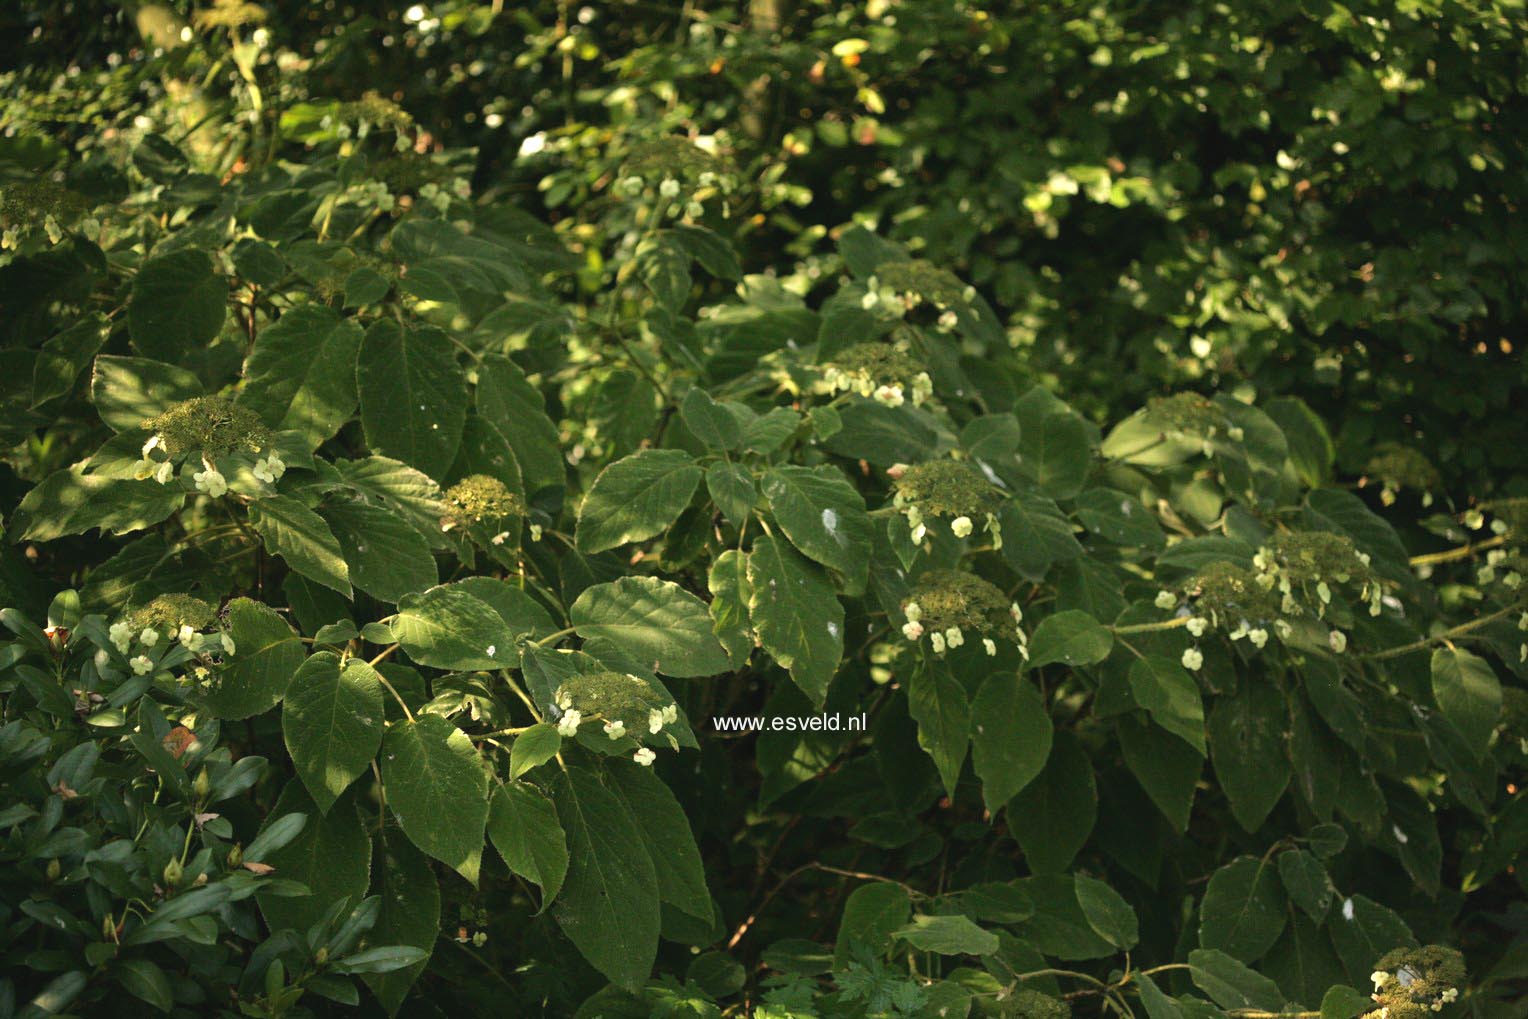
[154,461,174,484]
[557,709,582,736]
[910,373,933,404]
[649,708,665,735]
[1317,580,1332,604]
[1227,426,1245,441]
[220,633,236,655]
[634,747,657,766]
[604,719,626,739]
[109,622,133,654]
[904,601,922,623]
[1329,630,1348,653]
[1372,971,1391,991]
[1155,590,1178,609]
[1182,647,1204,671]
[143,434,163,458]
[130,655,154,675]
[1248,628,1268,648]
[945,627,964,648]
[937,309,958,331]
[193,468,228,498]
[1186,617,1207,637]
[659,177,681,198]
[485,645,496,658]
[860,289,880,310]
[1010,602,1023,623]
[983,638,997,656]
[662,704,678,724]
[178,625,196,644]
[930,632,946,654]
[950,515,974,538]
[139,627,159,646]
[253,452,286,484]
[873,383,905,407]
[902,620,924,641]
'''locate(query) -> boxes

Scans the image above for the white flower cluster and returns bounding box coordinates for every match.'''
[1370,969,1458,1013]
[901,599,1027,660]
[139,434,287,498]
[858,274,976,336]
[552,682,678,767]
[108,620,234,675]
[820,364,934,409]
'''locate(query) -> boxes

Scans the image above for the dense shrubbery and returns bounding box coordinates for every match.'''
[1,3,1525,1018]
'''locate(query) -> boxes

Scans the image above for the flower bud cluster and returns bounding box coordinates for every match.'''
[552,670,680,766]
[860,259,978,335]
[442,475,523,542]
[614,136,736,220]
[1144,393,1243,454]
[821,342,934,408]
[901,570,1025,659]
[889,459,1003,547]
[1369,946,1466,1019]
[1364,442,1441,507]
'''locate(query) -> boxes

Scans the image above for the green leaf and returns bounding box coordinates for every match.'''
[333,456,450,547]
[381,714,488,883]
[606,761,712,920]
[1208,682,1291,832]
[1266,397,1334,487]
[908,661,969,799]
[747,536,845,704]
[1028,611,1113,669]
[1199,855,1287,963]
[32,315,107,408]
[575,449,702,553]
[1022,410,1092,500]
[705,462,757,524]
[203,598,306,720]
[487,781,568,905]
[707,550,753,668]
[1328,894,1416,987]
[1118,715,1201,833]
[115,959,174,1013]
[476,354,564,499]
[330,946,429,975]
[570,576,731,678]
[257,782,371,935]
[833,883,912,968]
[893,915,999,956]
[760,465,873,593]
[240,305,362,447]
[998,493,1083,581]
[249,495,352,597]
[680,388,744,450]
[1320,985,1373,1019]
[1302,489,1411,584]
[970,676,1052,815]
[128,249,227,360]
[1187,948,1285,1012]
[320,500,438,603]
[1074,875,1139,950]
[550,764,660,989]
[16,469,184,542]
[1011,731,1096,872]
[1430,647,1501,758]
[283,653,385,813]
[1075,489,1165,548]
[90,354,204,432]
[393,584,517,671]
[1277,849,1335,921]
[451,576,557,641]
[361,830,439,1017]
[1127,656,1206,754]
[357,319,467,480]
[1014,875,1116,960]
[508,723,562,778]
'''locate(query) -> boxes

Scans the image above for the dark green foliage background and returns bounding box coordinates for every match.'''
[0,3,1525,1018]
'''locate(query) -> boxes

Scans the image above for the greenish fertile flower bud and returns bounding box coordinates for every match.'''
[163,858,183,887]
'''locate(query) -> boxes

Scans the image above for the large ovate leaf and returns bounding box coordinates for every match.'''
[283,653,385,813]
[549,764,660,990]
[488,781,568,906]
[320,500,438,603]
[393,584,517,671]
[381,714,488,883]
[362,829,440,1017]
[128,249,227,361]
[202,598,306,720]
[249,494,352,597]
[908,661,969,799]
[240,304,362,447]
[746,535,844,704]
[970,675,1052,815]
[569,576,730,678]
[760,464,873,593]
[357,319,467,480]
[1430,647,1501,758]
[575,448,702,553]
[1199,855,1287,963]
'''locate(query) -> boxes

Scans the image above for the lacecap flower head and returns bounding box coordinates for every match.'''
[891,458,1004,547]
[1369,945,1466,1019]
[902,569,1026,658]
[820,342,934,407]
